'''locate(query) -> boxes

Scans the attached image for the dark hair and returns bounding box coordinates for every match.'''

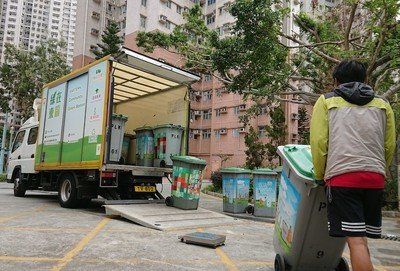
[332,60,366,84]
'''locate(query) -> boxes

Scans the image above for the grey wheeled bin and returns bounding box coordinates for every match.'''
[274,145,349,271]
[221,168,252,213]
[166,156,207,210]
[109,114,128,162]
[153,124,184,167]
[253,168,278,218]
[134,126,154,167]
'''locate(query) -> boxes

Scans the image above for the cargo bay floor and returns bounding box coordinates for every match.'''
[0,181,399,271]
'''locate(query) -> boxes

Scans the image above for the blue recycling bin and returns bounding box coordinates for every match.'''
[253,168,278,217]
[221,167,252,213]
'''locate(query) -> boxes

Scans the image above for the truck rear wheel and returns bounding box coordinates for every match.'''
[58,173,79,208]
[13,169,26,197]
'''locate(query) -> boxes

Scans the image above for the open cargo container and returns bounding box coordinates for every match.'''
[6,48,200,208]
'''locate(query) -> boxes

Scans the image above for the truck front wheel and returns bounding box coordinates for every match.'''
[58,173,79,208]
[13,169,26,197]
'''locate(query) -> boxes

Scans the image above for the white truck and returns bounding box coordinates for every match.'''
[6,48,200,208]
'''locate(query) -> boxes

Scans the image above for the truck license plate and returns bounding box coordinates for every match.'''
[134,186,156,192]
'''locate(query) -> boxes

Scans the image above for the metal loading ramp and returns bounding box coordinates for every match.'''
[104,204,237,231]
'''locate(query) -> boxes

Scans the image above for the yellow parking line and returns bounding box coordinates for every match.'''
[0,256,60,262]
[215,247,239,271]
[51,217,110,271]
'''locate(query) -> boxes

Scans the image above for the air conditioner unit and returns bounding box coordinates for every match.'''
[194,91,201,97]
[194,110,202,116]
[239,127,246,133]
[91,28,99,36]
[219,128,227,134]
[92,12,100,19]
[193,129,200,135]
[291,113,299,121]
[239,104,246,111]
[220,107,227,113]
[159,15,167,23]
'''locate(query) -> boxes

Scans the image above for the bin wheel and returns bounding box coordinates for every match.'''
[274,254,286,271]
[335,257,350,271]
[165,196,173,206]
[245,205,254,214]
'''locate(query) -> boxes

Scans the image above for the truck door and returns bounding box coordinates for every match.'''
[7,129,26,176]
[20,127,38,173]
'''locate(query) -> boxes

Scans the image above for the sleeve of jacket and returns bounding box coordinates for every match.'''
[384,103,396,169]
[310,95,329,180]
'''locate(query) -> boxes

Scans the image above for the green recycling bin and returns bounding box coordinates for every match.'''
[221,167,252,213]
[153,124,184,167]
[274,145,348,271]
[134,126,154,167]
[170,156,207,210]
[253,168,278,218]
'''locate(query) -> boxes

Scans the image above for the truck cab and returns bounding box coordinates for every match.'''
[7,117,39,196]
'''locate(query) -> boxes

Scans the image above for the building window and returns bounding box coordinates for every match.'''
[141,0,146,6]
[259,126,266,137]
[140,15,146,28]
[203,90,212,101]
[207,0,216,5]
[233,106,239,115]
[206,14,215,25]
[176,5,182,14]
[203,109,212,120]
[165,20,171,29]
[166,0,172,8]
[215,109,221,117]
[232,128,239,138]
[202,129,211,139]
[204,74,212,81]
[215,130,221,139]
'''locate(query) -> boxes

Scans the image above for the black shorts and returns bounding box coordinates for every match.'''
[327,187,383,239]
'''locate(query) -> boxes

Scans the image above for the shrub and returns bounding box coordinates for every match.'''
[0,174,7,182]
[210,171,222,192]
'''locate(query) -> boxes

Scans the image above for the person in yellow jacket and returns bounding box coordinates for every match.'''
[310,60,396,271]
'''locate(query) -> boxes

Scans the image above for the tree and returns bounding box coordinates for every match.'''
[281,0,400,104]
[93,21,123,59]
[244,126,266,169]
[0,39,70,119]
[137,1,289,101]
[265,106,286,167]
[297,107,310,144]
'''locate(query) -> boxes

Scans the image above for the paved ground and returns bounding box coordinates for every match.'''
[0,181,399,271]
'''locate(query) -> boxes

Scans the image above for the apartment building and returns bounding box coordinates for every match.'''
[0,0,77,64]
[72,0,126,68]
[0,0,77,128]
[73,0,301,177]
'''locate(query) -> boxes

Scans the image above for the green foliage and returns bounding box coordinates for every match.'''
[244,126,266,170]
[0,39,70,118]
[291,0,400,100]
[297,107,310,144]
[210,171,223,192]
[265,106,286,166]
[0,174,6,182]
[93,21,123,59]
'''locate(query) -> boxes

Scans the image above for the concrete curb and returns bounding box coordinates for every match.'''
[203,191,400,219]
[202,190,275,223]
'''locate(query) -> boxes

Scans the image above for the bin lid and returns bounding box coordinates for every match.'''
[171,155,207,165]
[134,126,153,132]
[279,145,314,179]
[153,124,184,130]
[252,168,277,175]
[220,167,252,174]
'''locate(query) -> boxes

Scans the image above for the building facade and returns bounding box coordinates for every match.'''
[0,0,77,128]
[72,0,126,68]
[73,0,302,177]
